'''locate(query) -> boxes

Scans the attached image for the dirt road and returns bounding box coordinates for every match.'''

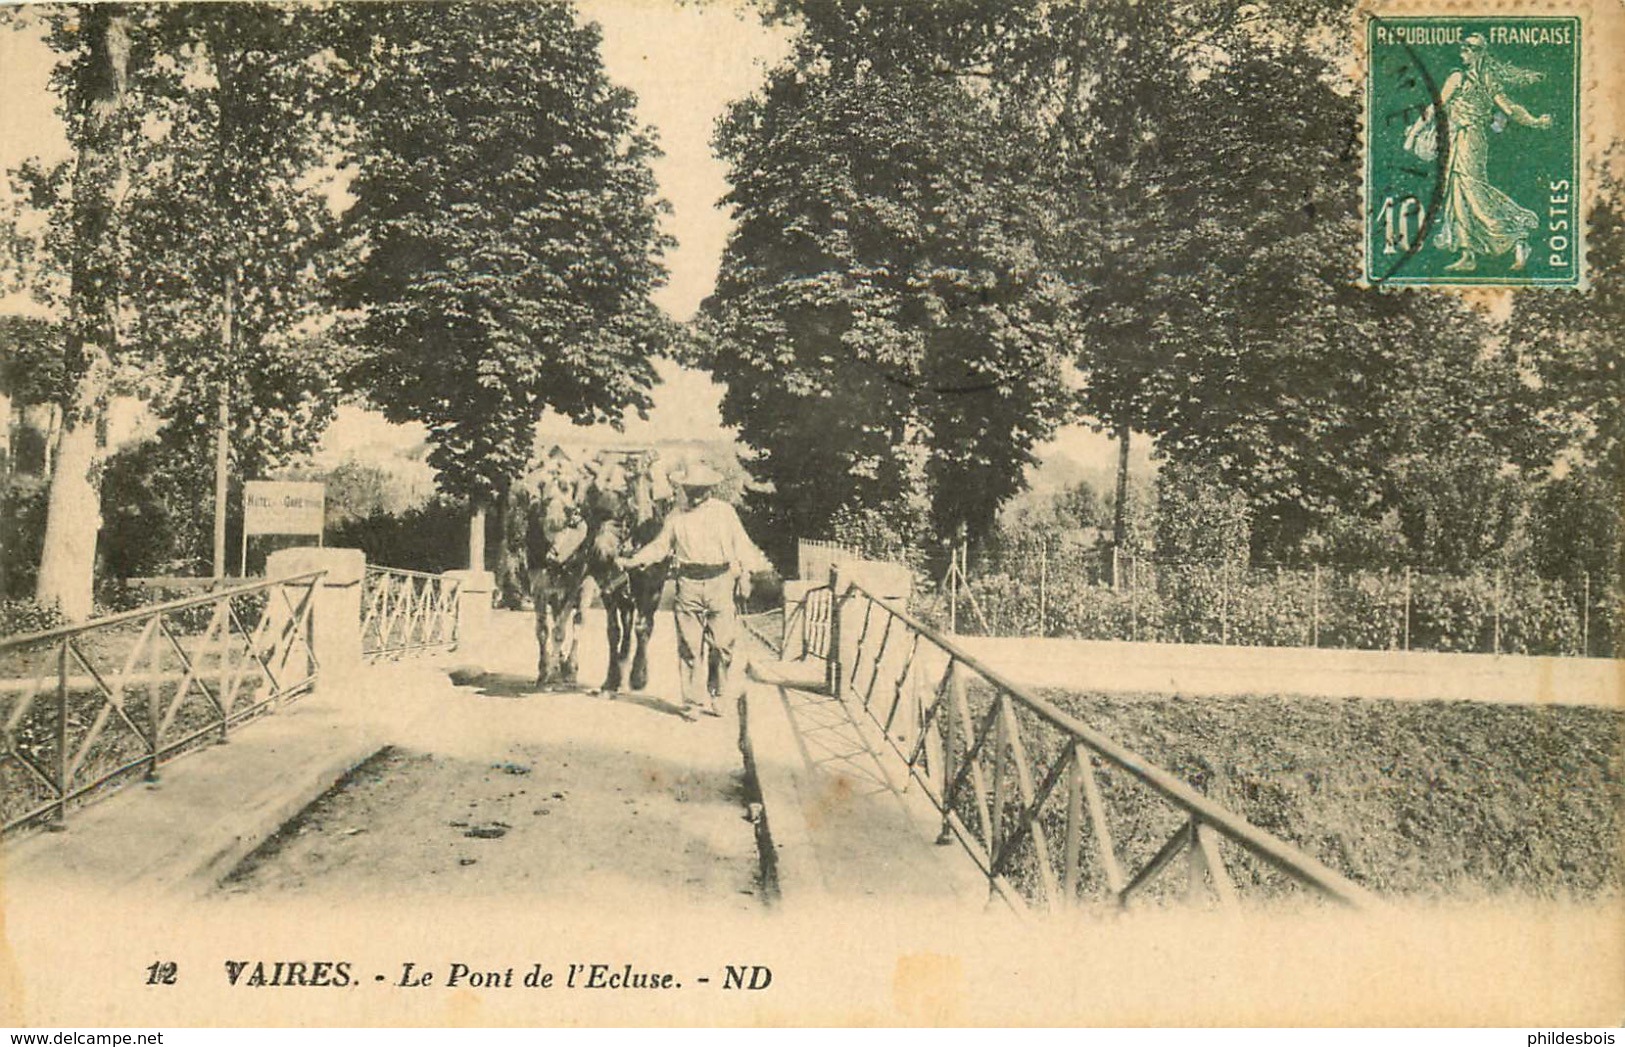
[219,609,763,910]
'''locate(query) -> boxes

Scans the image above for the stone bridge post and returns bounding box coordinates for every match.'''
[826,558,913,700]
[442,569,496,657]
[264,547,366,683]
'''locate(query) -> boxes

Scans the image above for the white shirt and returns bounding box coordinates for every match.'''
[624,497,767,573]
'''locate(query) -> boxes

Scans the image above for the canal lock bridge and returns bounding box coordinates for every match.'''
[0,542,1410,916]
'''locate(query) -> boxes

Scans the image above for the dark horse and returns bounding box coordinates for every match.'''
[578,451,670,693]
[525,452,591,688]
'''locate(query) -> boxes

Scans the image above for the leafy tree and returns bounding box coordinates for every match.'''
[9,4,353,609]
[704,10,1078,553]
[337,3,672,569]
[318,459,418,528]
[1153,460,1252,568]
[1131,42,1549,563]
[1,475,51,598]
[118,2,352,554]
[715,0,1535,571]
[97,437,213,578]
[1055,480,1106,532]
[28,5,130,620]
[1527,469,1620,588]
[842,0,1547,570]
[1507,149,1625,587]
[0,316,64,409]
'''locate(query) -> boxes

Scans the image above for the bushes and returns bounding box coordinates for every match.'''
[1047,576,1164,642]
[0,597,68,637]
[329,498,472,574]
[93,578,271,635]
[1,476,50,598]
[1033,690,1625,899]
[828,504,930,575]
[958,561,1597,655]
[0,579,271,640]
[97,440,214,580]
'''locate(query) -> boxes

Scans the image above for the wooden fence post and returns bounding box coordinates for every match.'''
[1403,566,1412,651]
[1493,569,1503,655]
[1311,564,1321,648]
[1038,540,1048,637]
[52,640,69,830]
[1129,557,1139,642]
[1582,573,1591,657]
[827,566,843,697]
[938,662,961,846]
[1062,743,1083,905]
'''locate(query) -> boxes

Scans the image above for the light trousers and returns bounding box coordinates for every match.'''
[673,572,738,708]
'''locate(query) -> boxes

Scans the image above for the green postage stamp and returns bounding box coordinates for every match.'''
[1365,16,1581,287]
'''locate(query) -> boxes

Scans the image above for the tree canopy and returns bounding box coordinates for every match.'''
[337,2,673,511]
[5,3,355,607]
[118,3,351,477]
[704,8,1080,550]
[709,0,1602,572]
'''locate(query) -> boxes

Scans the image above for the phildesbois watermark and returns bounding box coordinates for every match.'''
[1366,16,1581,286]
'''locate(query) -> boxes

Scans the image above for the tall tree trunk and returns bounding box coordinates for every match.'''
[36,7,130,621]
[208,30,241,579]
[469,502,487,573]
[493,483,526,609]
[1112,421,1131,547]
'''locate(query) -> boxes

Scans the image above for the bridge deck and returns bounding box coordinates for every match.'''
[4,611,1622,1027]
[3,611,761,908]
[1,674,382,899]
[3,608,987,912]
[742,659,989,910]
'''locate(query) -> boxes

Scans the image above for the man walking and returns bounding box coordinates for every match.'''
[618,463,765,716]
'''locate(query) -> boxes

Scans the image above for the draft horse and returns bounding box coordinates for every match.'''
[525,451,591,688]
[578,450,671,693]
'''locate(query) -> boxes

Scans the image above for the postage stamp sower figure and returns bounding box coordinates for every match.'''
[1366,17,1581,286]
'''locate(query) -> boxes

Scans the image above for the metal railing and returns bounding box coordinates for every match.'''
[361,566,459,658]
[831,579,1379,914]
[781,585,834,661]
[0,572,324,835]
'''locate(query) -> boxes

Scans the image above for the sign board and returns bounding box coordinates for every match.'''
[243,480,325,536]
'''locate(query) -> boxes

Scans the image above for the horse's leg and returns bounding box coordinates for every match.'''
[536,597,555,687]
[602,594,625,692]
[559,593,580,683]
[615,600,636,692]
[629,584,657,693]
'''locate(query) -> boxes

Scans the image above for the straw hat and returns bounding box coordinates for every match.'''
[672,462,723,488]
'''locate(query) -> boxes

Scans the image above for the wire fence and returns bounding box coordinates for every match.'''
[925,540,1618,659]
[797,538,860,585]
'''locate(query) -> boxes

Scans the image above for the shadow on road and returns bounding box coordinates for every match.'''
[602,690,694,720]
[445,670,537,698]
[444,667,695,721]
